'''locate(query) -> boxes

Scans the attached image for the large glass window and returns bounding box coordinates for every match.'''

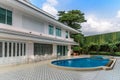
[24,43,26,56]
[0,42,26,57]
[49,25,54,35]
[20,43,22,56]
[0,7,12,25]
[66,31,69,38]
[9,42,11,57]
[17,43,19,56]
[0,42,2,57]
[13,43,15,57]
[5,42,7,57]
[7,10,12,25]
[57,45,68,56]
[0,7,6,24]
[56,28,61,37]
[34,43,53,56]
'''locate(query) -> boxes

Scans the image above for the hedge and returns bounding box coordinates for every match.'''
[89,51,120,56]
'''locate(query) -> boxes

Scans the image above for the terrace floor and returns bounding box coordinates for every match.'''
[0,57,120,80]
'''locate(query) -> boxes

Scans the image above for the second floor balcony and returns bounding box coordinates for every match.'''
[0,23,74,42]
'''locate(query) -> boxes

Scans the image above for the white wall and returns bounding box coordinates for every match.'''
[67,45,72,56]
[13,9,23,28]
[26,41,34,56]
[52,44,57,56]
[22,15,45,33]
[62,29,66,38]
[0,3,71,40]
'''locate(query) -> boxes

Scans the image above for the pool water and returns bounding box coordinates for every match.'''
[52,57,110,68]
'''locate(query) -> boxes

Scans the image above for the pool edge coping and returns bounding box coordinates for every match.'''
[49,57,116,71]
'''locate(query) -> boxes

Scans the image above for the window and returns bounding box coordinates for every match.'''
[21,43,22,56]
[9,42,11,57]
[7,10,12,25]
[66,31,69,38]
[17,43,19,56]
[0,42,2,57]
[56,28,61,37]
[49,25,54,35]
[57,45,68,56]
[5,42,7,57]
[24,43,26,56]
[0,42,26,57]
[34,43,53,56]
[0,8,6,24]
[13,43,15,57]
[0,7,12,25]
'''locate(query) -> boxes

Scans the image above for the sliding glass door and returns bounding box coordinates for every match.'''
[57,45,68,56]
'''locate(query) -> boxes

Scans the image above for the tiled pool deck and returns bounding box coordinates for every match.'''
[0,57,120,80]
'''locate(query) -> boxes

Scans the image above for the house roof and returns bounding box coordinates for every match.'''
[16,0,80,33]
[17,0,56,19]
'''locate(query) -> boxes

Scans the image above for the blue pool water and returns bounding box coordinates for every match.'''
[52,57,110,68]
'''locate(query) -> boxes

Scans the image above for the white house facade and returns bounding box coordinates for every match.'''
[0,0,79,65]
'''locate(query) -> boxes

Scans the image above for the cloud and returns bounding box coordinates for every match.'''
[42,0,58,17]
[116,10,120,18]
[81,14,120,36]
[47,0,58,6]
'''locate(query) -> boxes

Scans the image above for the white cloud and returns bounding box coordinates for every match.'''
[116,10,120,18]
[42,0,58,17]
[47,0,58,6]
[81,14,120,36]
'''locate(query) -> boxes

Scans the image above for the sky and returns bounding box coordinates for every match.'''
[30,0,120,36]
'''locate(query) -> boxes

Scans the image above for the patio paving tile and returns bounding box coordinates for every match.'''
[0,58,120,80]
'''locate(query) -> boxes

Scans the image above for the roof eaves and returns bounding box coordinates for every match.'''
[16,0,79,33]
[16,0,55,19]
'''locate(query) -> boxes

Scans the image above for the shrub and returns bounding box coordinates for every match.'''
[88,44,99,51]
[89,51,110,55]
[99,44,109,52]
[115,42,120,52]
[114,52,120,56]
[72,46,81,52]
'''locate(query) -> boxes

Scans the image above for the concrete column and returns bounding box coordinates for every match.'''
[7,42,9,57]
[68,31,70,39]
[67,45,72,56]
[19,43,21,56]
[11,42,13,57]
[44,23,48,34]
[52,44,57,56]
[15,42,17,57]
[26,41,34,56]
[22,43,24,56]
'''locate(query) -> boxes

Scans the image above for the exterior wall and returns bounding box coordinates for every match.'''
[22,15,45,34]
[0,0,78,65]
[0,39,27,65]
[0,2,72,41]
[13,9,23,28]
[26,41,34,56]
[67,45,72,56]
[52,44,57,56]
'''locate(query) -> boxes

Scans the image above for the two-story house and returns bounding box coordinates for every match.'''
[0,0,79,65]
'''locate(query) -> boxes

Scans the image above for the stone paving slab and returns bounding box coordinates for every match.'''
[0,58,119,80]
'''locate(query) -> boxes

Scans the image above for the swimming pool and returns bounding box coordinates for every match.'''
[50,56,115,70]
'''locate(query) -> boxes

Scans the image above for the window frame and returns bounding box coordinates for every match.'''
[56,28,61,37]
[0,7,12,25]
[66,31,69,38]
[48,25,54,35]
